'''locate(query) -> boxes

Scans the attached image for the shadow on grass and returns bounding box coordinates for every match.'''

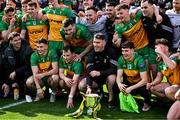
[0,95,171,119]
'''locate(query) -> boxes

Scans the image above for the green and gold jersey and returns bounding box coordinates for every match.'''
[118,52,147,84]
[0,14,21,32]
[158,57,180,85]
[42,7,75,42]
[22,16,48,50]
[31,49,58,73]
[115,12,149,49]
[60,23,92,54]
[59,57,83,76]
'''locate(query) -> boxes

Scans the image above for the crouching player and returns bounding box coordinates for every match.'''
[116,41,151,111]
[59,45,83,108]
[26,39,59,102]
[147,38,180,101]
[167,88,180,119]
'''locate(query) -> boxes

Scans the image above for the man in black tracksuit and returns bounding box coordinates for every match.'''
[78,33,117,108]
[3,32,32,99]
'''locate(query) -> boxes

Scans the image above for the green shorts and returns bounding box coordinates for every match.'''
[49,41,64,56]
[148,48,157,65]
[135,45,149,60]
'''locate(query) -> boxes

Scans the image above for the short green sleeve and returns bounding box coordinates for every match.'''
[118,56,124,69]
[135,11,142,22]
[64,8,75,18]
[115,24,123,38]
[137,57,147,72]
[73,61,83,75]
[78,24,92,42]
[31,52,38,66]
[60,28,66,40]
[42,7,49,14]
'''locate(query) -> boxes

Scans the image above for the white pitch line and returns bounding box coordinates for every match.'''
[0,100,26,110]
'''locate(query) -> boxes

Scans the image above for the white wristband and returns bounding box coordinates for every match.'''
[68,95,73,98]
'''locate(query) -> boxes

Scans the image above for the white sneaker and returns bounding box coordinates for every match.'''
[25,95,33,103]
[34,95,40,102]
[50,92,56,103]
[142,103,151,112]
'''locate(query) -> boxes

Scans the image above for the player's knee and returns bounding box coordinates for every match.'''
[167,111,174,120]
[167,101,180,120]
[107,75,116,85]
[78,79,86,92]
[59,80,65,88]
[51,74,59,83]
[26,76,34,88]
[165,87,173,96]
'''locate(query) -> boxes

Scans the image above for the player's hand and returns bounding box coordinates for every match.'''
[112,32,121,48]
[2,15,7,22]
[112,32,118,42]
[118,83,127,92]
[72,79,78,85]
[86,87,92,94]
[12,83,18,88]
[125,87,132,94]
[37,10,46,20]
[113,39,121,48]
[146,83,152,90]
[78,11,85,18]
[9,17,16,28]
[9,71,16,80]
[175,89,180,100]
[65,78,73,87]
[130,10,136,19]
[73,54,81,61]
[89,70,100,77]
[2,83,10,97]
[37,88,44,99]
[22,13,28,22]
[169,52,180,59]
[155,46,164,55]
[97,10,104,18]
[67,97,74,108]
[156,14,163,24]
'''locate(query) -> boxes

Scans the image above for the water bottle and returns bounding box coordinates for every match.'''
[14,88,19,100]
